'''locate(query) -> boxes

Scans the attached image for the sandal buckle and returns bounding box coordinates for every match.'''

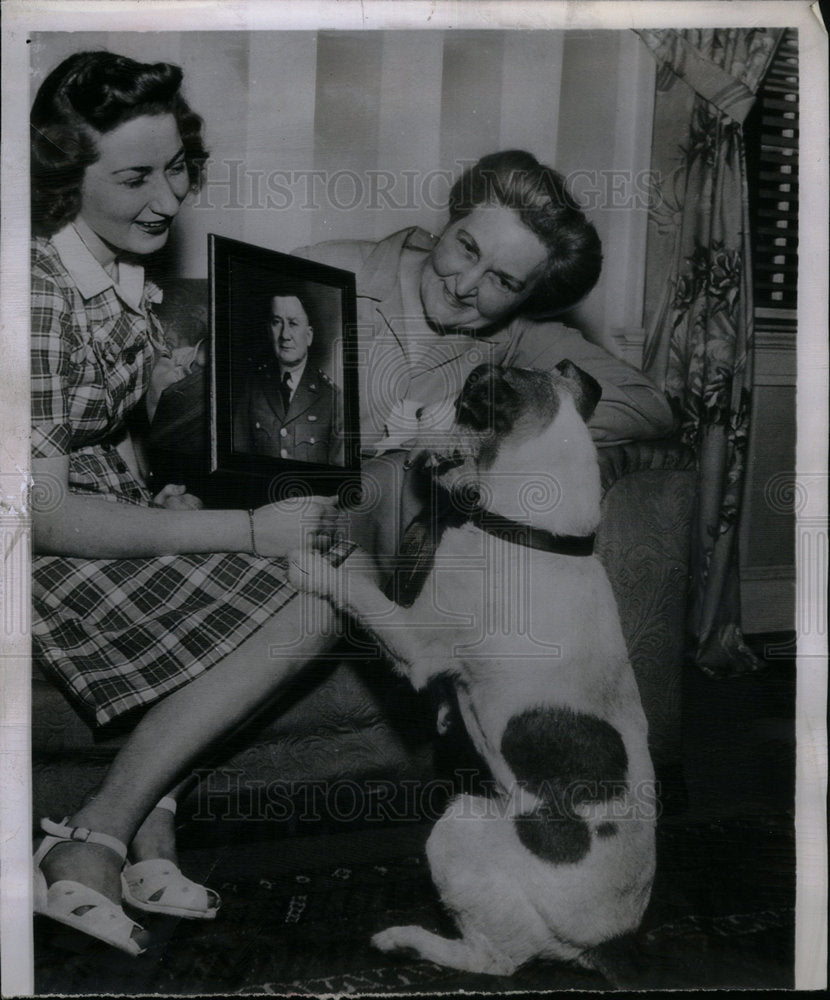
[71,826,92,842]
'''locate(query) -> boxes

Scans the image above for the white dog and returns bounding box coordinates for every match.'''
[289,362,656,976]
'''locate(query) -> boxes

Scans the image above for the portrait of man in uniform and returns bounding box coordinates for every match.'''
[233,290,344,466]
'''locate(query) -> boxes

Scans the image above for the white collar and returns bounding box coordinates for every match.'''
[51,224,161,312]
[280,358,307,388]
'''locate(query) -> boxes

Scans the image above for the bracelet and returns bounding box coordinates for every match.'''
[248,509,259,557]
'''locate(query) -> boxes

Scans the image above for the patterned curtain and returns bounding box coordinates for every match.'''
[635,28,784,677]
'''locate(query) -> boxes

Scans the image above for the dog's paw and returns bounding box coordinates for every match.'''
[287,548,337,598]
[371,925,422,956]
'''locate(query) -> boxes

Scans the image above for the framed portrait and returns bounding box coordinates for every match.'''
[209,234,360,505]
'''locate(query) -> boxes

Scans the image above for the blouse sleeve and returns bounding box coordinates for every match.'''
[511,321,676,444]
[31,271,74,459]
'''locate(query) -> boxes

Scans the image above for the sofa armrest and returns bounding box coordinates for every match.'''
[597,437,695,496]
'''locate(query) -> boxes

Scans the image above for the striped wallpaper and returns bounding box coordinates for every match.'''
[31,29,655,354]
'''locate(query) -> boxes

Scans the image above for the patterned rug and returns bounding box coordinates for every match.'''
[33,811,794,995]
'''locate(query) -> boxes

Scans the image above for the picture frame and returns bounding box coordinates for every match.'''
[208,233,360,506]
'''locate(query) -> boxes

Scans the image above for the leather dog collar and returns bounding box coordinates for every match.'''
[469,507,596,556]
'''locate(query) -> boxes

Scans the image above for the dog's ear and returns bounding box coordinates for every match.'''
[554,359,602,422]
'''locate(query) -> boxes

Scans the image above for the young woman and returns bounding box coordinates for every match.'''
[30,51,337,956]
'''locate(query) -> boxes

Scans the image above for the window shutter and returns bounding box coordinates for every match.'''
[746,29,799,319]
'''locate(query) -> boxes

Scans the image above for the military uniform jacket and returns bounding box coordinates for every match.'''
[234,358,344,465]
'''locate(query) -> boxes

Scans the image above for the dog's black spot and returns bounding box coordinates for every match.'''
[596,822,618,839]
[455,366,522,435]
[454,363,610,471]
[513,810,590,865]
[501,706,628,802]
[501,706,628,865]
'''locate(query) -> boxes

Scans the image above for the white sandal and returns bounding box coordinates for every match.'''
[120,796,220,920]
[33,818,147,956]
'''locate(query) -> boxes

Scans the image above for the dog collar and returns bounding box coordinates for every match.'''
[469,508,596,556]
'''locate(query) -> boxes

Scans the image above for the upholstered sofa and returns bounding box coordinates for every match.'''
[31,280,696,825]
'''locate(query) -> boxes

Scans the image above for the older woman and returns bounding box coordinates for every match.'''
[293,150,674,564]
[296,150,672,455]
[30,51,336,956]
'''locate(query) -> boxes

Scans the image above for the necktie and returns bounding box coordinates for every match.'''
[280,370,292,412]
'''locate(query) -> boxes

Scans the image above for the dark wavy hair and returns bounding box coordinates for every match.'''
[31,50,208,237]
[447,150,603,317]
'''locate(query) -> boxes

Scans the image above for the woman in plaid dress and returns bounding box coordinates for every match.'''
[31,51,338,955]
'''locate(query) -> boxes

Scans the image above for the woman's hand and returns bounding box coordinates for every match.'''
[153,483,204,510]
[252,496,341,558]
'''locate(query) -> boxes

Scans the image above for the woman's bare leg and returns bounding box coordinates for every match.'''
[38,592,337,905]
[126,775,192,864]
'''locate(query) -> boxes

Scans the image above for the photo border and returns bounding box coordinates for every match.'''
[1,3,827,996]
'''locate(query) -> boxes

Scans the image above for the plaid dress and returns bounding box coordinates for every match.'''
[32,227,294,727]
